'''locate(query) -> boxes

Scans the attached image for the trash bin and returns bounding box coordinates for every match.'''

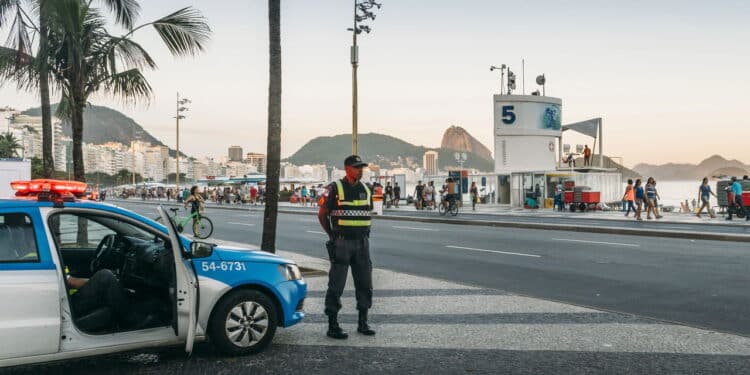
[372,195,384,215]
[545,198,553,208]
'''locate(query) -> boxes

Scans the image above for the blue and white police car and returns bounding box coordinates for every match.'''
[0,180,306,367]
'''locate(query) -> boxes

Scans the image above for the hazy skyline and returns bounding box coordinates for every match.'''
[0,0,748,168]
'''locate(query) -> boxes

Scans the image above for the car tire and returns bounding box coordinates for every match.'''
[208,289,278,355]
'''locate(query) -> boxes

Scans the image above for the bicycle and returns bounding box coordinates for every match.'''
[156,207,214,239]
[438,196,459,216]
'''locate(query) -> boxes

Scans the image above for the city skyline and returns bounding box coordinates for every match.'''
[0,0,748,168]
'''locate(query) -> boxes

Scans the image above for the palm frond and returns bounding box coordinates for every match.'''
[0,0,20,28]
[150,7,211,57]
[0,45,38,90]
[100,68,152,104]
[5,7,32,55]
[100,0,140,30]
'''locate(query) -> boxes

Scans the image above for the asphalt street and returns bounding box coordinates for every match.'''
[121,201,750,337]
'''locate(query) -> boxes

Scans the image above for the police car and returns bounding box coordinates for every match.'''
[0,180,306,367]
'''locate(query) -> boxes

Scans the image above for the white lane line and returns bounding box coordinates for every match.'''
[392,226,439,231]
[306,230,327,235]
[445,245,541,258]
[551,238,640,247]
[228,222,255,226]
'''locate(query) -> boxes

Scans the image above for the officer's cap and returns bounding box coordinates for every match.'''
[344,155,368,168]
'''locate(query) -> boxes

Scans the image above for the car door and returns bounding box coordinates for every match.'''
[159,206,198,354]
[0,209,61,360]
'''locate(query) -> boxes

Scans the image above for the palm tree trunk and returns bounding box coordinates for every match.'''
[261,0,281,253]
[71,101,85,182]
[39,3,54,178]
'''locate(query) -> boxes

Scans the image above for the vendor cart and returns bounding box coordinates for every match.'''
[564,186,601,212]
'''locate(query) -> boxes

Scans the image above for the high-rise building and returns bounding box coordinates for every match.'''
[244,152,266,173]
[423,150,439,175]
[228,146,243,162]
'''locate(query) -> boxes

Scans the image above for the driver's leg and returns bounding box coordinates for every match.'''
[72,269,129,323]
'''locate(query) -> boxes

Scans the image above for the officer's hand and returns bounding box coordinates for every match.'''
[325,240,336,262]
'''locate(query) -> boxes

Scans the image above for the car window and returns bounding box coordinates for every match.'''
[51,212,159,250]
[54,214,117,249]
[0,213,40,262]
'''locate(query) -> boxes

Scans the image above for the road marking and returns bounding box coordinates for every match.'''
[445,245,541,258]
[228,222,255,226]
[306,230,327,235]
[393,226,439,231]
[551,238,640,247]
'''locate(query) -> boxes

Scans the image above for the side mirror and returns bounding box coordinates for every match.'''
[190,241,215,259]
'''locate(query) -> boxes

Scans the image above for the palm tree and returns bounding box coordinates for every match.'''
[261,0,281,253]
[46,0,210,181]
[0,131,22,157]
[0,0,140,178]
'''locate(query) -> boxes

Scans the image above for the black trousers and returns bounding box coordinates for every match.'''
[71,269,129,323]
[728,195,749,219]
[325,237,373,316]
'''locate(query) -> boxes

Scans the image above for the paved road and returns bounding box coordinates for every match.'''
[122,201,750,336]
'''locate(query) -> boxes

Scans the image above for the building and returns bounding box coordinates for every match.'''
[9,114,64,166]
[228,146,243,162]
[244,152,266,173]
[423,150,439,175]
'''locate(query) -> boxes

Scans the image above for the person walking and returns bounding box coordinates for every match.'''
[414,181,424,210]
[554,183,564,212]
[727,176,750,221]
[423,181,435,210]
[317,155,376,339]
[583,145,592,166]
[393,182,401,208]
[384,182,393,208]
[696,177,717,218]
[470,182,479,211]
[300,185,309,206]
[634,179,645,221]
[623,179,636,217]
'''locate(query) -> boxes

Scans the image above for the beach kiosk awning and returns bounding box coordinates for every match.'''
[562,117,603,166]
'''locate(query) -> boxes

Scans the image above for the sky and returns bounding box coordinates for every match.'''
[0,0,748,168]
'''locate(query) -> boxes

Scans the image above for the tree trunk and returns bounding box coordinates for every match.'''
[72,102,85,182]
[39,1,54,178]
[261,0,281,253]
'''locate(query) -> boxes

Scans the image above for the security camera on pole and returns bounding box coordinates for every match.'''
[348,0,382,154]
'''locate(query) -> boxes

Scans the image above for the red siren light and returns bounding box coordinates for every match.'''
[11,179,88,197]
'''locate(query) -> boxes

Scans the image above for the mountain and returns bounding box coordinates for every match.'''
[441,125,492,160]
[284,132,495,172]
[633,155,749,180]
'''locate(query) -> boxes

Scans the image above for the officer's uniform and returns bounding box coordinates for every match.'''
[323,178,373,316]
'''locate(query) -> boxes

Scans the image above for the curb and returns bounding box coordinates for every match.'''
[109,199,750,243]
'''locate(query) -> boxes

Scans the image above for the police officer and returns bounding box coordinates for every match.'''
[317,155,376,339]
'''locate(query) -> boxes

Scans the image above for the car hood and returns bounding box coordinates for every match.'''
[212,245,292,265]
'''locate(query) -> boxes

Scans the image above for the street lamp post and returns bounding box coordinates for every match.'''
[175,93,190,194]
[348,0,382,154]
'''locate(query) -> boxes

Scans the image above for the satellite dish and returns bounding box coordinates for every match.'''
[454,152,460,160]
[461,152,467,161]
[536,74,546,85]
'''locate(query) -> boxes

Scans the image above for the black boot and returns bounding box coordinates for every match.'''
[326,314,348,339]
[357,310,376,336]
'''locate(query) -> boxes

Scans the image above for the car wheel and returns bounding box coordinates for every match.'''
[208,290,277,355]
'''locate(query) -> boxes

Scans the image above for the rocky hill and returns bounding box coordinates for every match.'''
[633,155,749,180]
[441,125,492,160]
[284,132,495,172]
[22,104,184,157]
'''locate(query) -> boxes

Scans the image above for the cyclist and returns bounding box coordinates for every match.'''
[185,186,206,233]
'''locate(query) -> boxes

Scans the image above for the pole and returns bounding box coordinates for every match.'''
[176,92,180,193]
[500,68,505,95]
[351,0,359,155]
[598,118,604,167]
[522,59,525,95]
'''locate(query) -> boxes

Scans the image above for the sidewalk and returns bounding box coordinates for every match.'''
[217,239,750,374]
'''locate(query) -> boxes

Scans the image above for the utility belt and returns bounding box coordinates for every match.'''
[332,231,370,240]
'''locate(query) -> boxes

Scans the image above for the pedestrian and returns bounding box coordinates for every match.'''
[644,177,661,219]
[250,185,258,205]
[622,179,636,217]
[393,182,401,208]
[554,183,564,212]
[424,181,435,210]
[470,181,479,211]
[634,178,644,221]
[696,177,717,218]
[384,182,393,208]
[414,181,424,210]
[726,176,750,221]
[317,155,376,339]
[652,179,663,219]
[301,185,309,206]
[583,145,592,166]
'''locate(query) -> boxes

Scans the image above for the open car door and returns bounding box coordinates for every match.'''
[158,206,198,354]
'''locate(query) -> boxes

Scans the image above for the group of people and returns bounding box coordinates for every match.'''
[621,177,664,220]
[291,185,324,206]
